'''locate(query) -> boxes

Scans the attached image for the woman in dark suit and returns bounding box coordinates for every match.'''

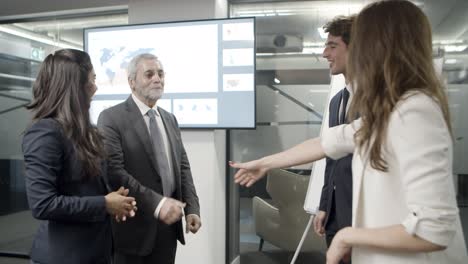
[22,49,137,264]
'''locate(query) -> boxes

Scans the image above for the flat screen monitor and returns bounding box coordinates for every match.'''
[84,17,256,129]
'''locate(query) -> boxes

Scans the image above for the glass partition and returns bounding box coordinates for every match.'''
[0,12,128,259]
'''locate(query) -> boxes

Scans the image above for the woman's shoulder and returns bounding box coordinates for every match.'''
[22,118,66,155]
[28,118,61,131]
[391,90,445,125]
[396,90,440,112]
[389,90,448,134]
[24,118,64,140]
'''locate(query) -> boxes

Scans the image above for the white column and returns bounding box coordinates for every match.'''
[127,1,228,264]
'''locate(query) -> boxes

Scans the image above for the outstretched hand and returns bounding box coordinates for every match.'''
[229,160,269,187]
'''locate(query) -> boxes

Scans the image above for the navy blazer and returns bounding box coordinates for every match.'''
[318,89,353,230]
[23,118,112,264]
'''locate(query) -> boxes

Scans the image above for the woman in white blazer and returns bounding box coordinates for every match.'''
[229,0,467,263]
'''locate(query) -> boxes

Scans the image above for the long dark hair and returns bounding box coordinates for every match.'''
[347,0,452,171]
[27,49,105,178]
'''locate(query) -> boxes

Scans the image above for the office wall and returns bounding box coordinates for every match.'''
[0,97,30,160]
[448,84,468,175]
[129,0,227,24]
[0,0,128,18]
[0,34,35,159]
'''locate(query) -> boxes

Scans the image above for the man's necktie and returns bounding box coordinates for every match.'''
[147,109,173,196]
[340,88,350,125]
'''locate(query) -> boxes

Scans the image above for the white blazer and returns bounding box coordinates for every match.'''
[322,92,467,263]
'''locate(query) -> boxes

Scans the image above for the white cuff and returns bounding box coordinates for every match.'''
[402,206,457,246]
[153,197,167,219]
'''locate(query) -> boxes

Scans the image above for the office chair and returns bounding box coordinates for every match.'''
[252,168,326,253]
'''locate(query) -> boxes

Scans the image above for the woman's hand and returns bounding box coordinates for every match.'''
[229,160,269,187]
[327,227,353,264]
[105,186,137,222]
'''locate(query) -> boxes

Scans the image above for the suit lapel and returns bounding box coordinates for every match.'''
[330,92,343,127]
[125,96,159,174]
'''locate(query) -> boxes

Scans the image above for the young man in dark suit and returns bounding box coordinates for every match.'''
[98,53,201,264]
[313,16,355,251]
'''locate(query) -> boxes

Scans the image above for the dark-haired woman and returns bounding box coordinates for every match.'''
[23,49,137,264]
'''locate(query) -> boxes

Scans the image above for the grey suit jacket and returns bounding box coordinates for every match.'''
[97,96,200,256]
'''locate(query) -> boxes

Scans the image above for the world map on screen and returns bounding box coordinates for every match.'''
[98,47,155,85]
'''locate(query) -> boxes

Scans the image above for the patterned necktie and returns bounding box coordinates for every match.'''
[147,109,173,196]
[340,88,350,125]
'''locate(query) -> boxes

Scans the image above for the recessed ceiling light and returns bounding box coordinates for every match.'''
[444,59,457,64]
[317,27,328,39]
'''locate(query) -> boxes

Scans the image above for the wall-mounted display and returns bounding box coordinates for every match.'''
[85,17,256,129]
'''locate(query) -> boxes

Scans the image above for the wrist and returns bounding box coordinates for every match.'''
[339,226,355,246]
[104,194,109,207]
[103,194,112,213]
[260,156,273,170]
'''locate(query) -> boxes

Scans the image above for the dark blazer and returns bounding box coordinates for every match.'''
[22,118,112,264]
[97,96,200,256]
[319,89,353,230]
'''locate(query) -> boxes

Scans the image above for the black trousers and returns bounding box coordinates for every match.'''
[114,223,177,264]
[325,191,351,264]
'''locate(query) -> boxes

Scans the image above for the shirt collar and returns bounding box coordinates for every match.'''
[131,93,159,116]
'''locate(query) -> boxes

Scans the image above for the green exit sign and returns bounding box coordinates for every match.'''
[31,47,45,61]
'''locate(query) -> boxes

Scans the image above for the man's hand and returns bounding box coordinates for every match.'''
[159,198,186,225]
[185,214,201,234]
[313,210,327,236]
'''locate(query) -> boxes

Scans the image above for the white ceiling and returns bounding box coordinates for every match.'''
[3,0,468,59]
[7,0,468,43]
[231,0,468,43]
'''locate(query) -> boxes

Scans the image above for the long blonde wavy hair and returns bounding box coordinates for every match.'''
[347,0,452,171]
